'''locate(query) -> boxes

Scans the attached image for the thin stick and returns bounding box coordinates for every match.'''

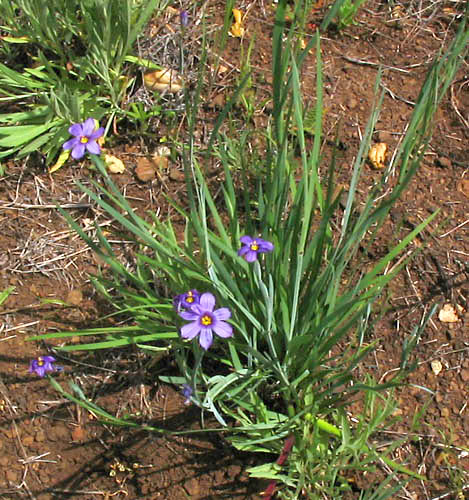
[0,202,92,210]
[439,219,469,238]
[341,55,410,73]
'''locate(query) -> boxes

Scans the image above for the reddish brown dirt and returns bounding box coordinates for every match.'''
[0,1,468,499]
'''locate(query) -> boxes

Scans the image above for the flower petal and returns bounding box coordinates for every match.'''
[82,118,96,136]
[199,292,215,312]
[258,239,274,252]
[199,328,213,350]
[213,321,232,338]
[244,250,258,262]
[179,310,199,321]
[240,235,254,245]
[238,246,249,257]
[68,123,83,136]
[213,307,231,321]
[86,140,101,155]
[71,144,86,160]
[181,321,201,340]
[89,127,104,140]
[63,137,79,151]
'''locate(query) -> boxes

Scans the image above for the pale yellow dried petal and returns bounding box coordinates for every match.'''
[438,303,459,323]
[144,69,183,93]
[368,142,388,169]
[104,154,125,174]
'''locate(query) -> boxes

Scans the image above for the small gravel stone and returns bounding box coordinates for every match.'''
[347,97,358,109]
[437,156,451,168]
[169,169,185,182]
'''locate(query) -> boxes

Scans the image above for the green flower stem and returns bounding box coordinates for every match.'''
[190,345,205,395]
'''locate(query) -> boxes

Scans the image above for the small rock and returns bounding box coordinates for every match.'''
[437,157,451,169]
[71,426,86,442]
[66,289,83,306]
[184,477,200,496]
[151,155,168,170]
[23,435,34,446]
[461,369,469,383]
[35,430,46,443]
[135,158,157,182]
[440,407,450,418]
[169,169,185,182]
[347,97,358,110]
[207,93,225,109]
[5,470,18,482]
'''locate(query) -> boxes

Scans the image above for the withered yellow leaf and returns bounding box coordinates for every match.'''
[144,68,183,93]
[368,142,388,169]
[104,154,125,174]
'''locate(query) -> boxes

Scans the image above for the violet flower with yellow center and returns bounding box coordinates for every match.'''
[29,355,58,377]
[179,292,232,350]
[238,235,274,262]
[173,289,200,311]
[63,118,104,160]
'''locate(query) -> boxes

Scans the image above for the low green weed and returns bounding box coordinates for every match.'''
[0,0,166,163]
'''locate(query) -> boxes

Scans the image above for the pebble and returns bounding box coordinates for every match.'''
[35,430,46,442]
[437,157,451,169]
[169,169,185,182]
[440,407,450,418]
[66,289,83,306]
[135,158,156,182]
[23,435,34,446]
[347,97,358,110]
[461,369,469,383]
[5,470,18,482]
[184,477,200,496]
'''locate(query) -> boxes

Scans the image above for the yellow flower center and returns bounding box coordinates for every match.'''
[80,136,89,144]
[250,241,259,251]
[38,357,45,366]
[201,314,212,326]
[186,296,194,303]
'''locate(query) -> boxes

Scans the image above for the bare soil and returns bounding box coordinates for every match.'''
[0,1,468,499]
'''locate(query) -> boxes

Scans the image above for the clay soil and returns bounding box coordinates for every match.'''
[0,1,468,499]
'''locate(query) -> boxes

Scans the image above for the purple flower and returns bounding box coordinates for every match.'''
[62,118,104,160]
[179,292,232,350]
[182,384,193,404]
[180,10,189,27]
[238,236,274,262]
[173,289,200,312]
[29,356,58,377]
